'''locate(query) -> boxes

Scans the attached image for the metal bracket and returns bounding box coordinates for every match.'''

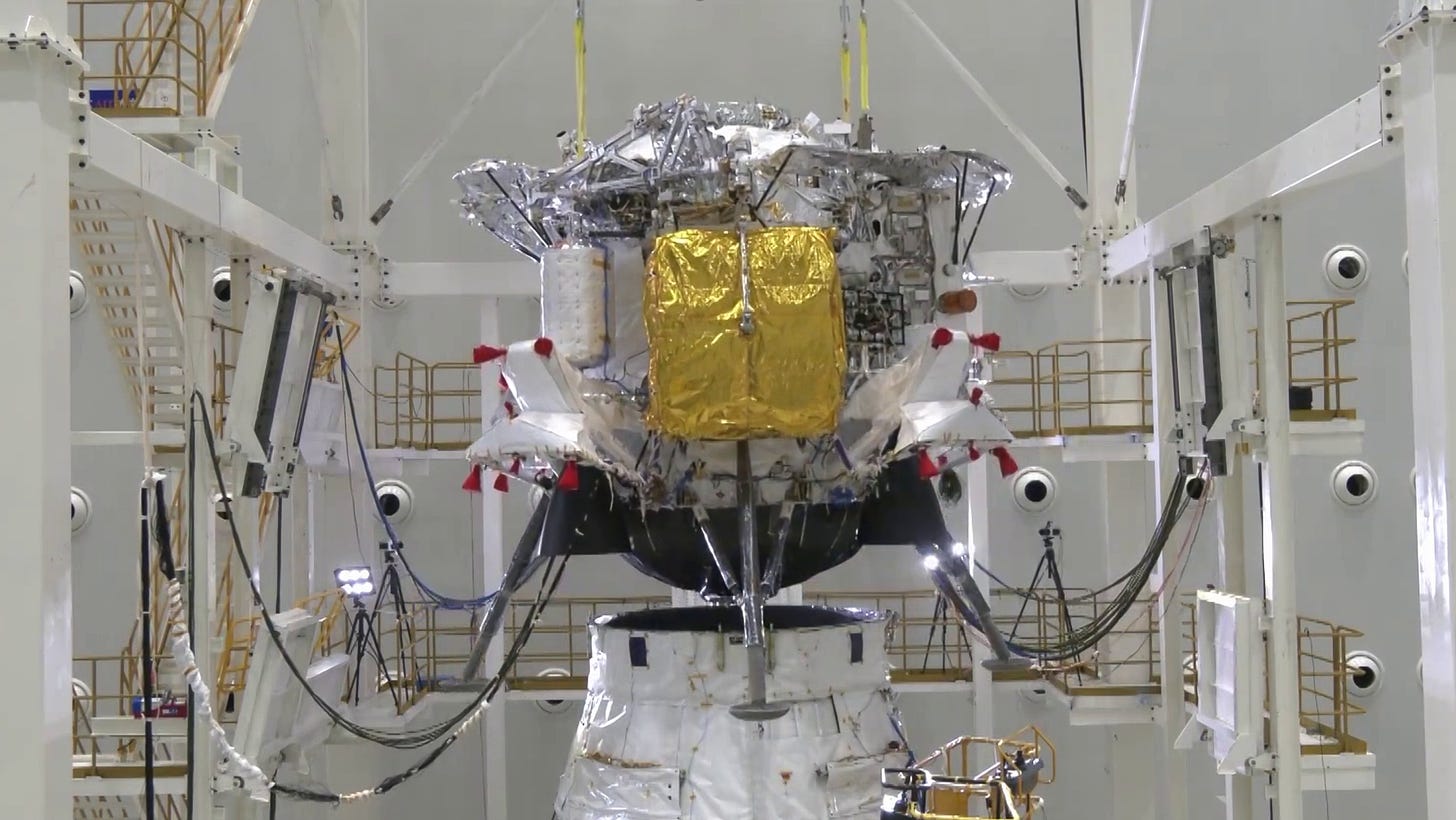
[68,88,89,160]
[1244,752,1276,773]
[1084,225,1145,285]
[3,16,87,69]
[1233,418,1264,439]
[331,244,379,306]
[1381,8,1456,50]
[375,256,404,309]
[1381,64,1404,145]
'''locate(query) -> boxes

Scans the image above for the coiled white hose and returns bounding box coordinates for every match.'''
[164,580,496,806]
[163,581,274,799]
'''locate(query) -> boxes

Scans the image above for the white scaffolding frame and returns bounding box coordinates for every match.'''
[30,1,1450,818]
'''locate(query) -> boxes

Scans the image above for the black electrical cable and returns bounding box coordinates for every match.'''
[140,482,157,820]
[274,557,569,804]
[274,495,284,612]
[185,407,197,820]
[950,158,970,265]
[1004,473,1191,660]
[187,391,530,748]
[952,468,1195,661]
[180,388,571,802]
[979,478,1192,605]
[959,177,998,263]
[1073,0,1090,187]
[183,384,577,812]
[336,341,498,611]
[152,481,176,581]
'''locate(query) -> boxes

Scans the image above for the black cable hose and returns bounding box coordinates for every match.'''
[183,390,569,803]
[984,468,1199,607]
[185,411,197,820]
[335,339,496,611]
[950,468,1194,662]
[187,390,541,749]
[274,559,569,804]
[140,484,157,820]
[1005,473,1190,660]
[275,496,284,612]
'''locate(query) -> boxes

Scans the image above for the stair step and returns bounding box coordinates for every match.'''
[109,332,182,345]
[104,320,179,330]
[115,357,186,367]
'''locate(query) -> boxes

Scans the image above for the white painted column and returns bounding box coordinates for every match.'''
[183,234,220,817]
[1216,456,1257,820]
[1255,215,1301,819]
[315,0,371,246]
[1081,0,1171,816]
[1211,241,1256,820]
[1149,261,1192,820]
[1391,16,1456,818]
[479,297,508,820]
[0,2,73,817]
[961,310,995,740]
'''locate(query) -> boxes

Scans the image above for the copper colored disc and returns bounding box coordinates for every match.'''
[957,289,980,313]
[937,291,964,314]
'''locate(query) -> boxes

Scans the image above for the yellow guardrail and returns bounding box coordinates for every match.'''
[70,0,253,117]
[1252,298,1357,422]
[374,354,482,450]
[991,339,1152,438]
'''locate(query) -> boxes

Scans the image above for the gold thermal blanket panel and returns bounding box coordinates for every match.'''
[644,227,846,439]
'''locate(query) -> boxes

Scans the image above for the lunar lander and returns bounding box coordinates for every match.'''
[452,97,1039,817]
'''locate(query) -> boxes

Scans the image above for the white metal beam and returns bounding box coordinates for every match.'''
[479,299,508,820]
[74,115,351,291]
[315,0,373,245]
[1148,254,1198,820]
[182,234,217,817]
[1105,87,1397,280]
[1389,16,1456,818]
[954,307,995,744]
[1080,2,1173,817]
[972,250,1078,287]
[1254,215,1301,819]
[1217,458,1256,820]
[386,251,1075,299]
[388,261,542,298]
[0,8,75,819]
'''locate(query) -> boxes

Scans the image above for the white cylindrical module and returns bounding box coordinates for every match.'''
[554,606,908,820]
[541,244,609,368]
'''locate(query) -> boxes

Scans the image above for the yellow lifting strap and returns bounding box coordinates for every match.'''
[840,0,853,120]
[575,0,588,155]
[859,0,871,113]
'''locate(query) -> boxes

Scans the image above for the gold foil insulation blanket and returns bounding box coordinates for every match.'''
[644,227,847,439]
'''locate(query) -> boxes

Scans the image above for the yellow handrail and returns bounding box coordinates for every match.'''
[71,0,254,117]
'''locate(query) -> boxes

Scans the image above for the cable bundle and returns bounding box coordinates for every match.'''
[967,466,1199,662]
[336,335,499,612]
[183,390,566,804]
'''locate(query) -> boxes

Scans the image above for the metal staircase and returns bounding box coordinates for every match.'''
[71,197,189,439]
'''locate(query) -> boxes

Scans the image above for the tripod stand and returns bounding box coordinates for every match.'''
[345,597,392,706]
[1009,522,1080,675]
[376,546,423,699]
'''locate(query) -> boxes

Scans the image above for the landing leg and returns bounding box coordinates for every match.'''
[730,441,790,721]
